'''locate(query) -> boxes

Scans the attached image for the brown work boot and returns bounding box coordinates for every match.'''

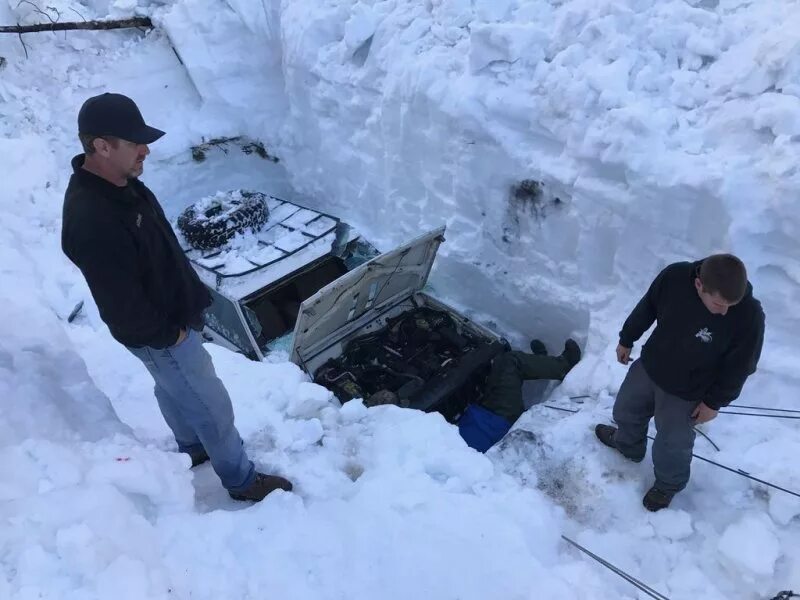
[643,486,674,512]
[229,472,293,502]
[594,424,644,463]
[187,447,210,468]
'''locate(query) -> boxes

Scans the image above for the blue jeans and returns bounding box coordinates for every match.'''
[126,329,255,492]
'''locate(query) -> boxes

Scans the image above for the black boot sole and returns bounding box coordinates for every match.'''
[594,425,644,463]
[643,488,674,511]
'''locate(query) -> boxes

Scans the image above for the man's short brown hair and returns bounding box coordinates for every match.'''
[79,134,118,154]
[699,254,748,303]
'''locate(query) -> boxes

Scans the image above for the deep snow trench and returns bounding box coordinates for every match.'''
[1,1,799,599]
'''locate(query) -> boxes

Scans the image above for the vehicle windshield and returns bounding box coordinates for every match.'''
[243,255,348,346]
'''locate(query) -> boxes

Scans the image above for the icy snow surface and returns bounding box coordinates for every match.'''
[1,0,799,599]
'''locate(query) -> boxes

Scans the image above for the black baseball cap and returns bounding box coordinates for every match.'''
[78,93,165,144]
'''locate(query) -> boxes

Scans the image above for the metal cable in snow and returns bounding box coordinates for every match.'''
[646,435,800,499]
[543,404,580,413]
[734,405,800,414]
[561,536,671,600]
[541,407,721,452]
[718,410,800,420]
[693,426,720,452]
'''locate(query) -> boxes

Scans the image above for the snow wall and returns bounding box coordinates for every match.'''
[158,0,800,391]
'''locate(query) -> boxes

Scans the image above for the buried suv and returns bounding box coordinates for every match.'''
[176,189,380,361]
[179,191,508,423]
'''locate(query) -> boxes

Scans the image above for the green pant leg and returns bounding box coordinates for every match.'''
[481,351,570,423]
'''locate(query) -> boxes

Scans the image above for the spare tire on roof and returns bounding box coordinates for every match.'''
[177,190,270,251]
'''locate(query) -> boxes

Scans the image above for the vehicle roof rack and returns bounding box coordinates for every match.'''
[181,196,342,290]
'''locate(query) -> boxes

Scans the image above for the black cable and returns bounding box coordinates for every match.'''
[569,395,592,400]
[543,404,580,413]
[561,536,670,600]
[718,410,800,420]
[646,435,800,499]
[735,405,800,414]
[540,406,720,456]
[693,426,720,452]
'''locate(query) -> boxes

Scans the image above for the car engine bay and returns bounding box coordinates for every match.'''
[313,307,507,422]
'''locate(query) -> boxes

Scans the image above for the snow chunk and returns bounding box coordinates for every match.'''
[111,0,139,14]
[752,92,800,137]
[474,0,516,23]
[718,514,780,578]
[586,58,635,108]
[273,417,324,452]
[469,23,547,73]
[344,3,379,52]
[285,382,338,419]
[649,509,694,540]
[96,556,158,600]
[768,493,800,527]
[431,0,473,28]
[339,398,369,422]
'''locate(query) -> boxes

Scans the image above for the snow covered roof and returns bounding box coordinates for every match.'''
[181,196,342,300]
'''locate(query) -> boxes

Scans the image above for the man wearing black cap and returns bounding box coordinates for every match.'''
[62,93,292,502]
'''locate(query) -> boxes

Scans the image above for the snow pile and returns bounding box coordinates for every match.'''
[0,129,192,600]
[0,13,597,600]
[718,513,781,580]
[0,136,125,445]
[1,0,799,599]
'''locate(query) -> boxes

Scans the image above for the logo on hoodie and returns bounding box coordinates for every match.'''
[695,327,712,343]
[136,213,142,228]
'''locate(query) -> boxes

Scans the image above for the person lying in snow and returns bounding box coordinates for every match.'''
[61,93,292,503]
[458,339,582,452]
[595,254,765,512]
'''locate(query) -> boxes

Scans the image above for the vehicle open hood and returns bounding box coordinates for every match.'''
[290,226,446,368]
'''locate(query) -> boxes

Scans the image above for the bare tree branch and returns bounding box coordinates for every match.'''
[16,0,57,24]
[17,27,29,58]
[68,6,86,22]
[0,16,153,34]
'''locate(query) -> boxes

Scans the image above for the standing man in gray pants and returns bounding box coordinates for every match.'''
[62,93,292,502]
[595,255,764,511]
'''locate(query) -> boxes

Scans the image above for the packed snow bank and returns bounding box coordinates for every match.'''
[158,0,800,367]
[0,19,610,600]
[2,1,799,599]
[0,134,193,599]
[153,1,800,596]
[0,123,589,600]
[0,135,127,445]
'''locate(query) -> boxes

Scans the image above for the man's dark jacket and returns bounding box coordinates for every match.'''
[619,261,765,410]
[62,155,211,349]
